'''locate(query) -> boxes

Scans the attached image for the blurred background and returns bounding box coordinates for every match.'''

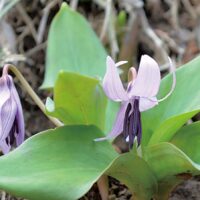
[0,0,200,199]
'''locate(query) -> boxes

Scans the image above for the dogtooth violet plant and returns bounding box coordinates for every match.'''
[0,3,199,200]
[95,55,176,149]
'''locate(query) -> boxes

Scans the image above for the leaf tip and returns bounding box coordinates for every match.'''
[61,2,69,10]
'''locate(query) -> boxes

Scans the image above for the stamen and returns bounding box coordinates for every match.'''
[128,112,135,149]
[137,110,142,146]
[122,103,132,140]
[124,97,142,149]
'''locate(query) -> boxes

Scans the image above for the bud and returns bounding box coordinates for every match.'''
[0,67,24,154]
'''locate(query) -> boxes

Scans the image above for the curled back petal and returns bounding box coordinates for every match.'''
[157,57,176,102]
[139,97,158,112]
[129,55,161,98]
[94,102,128,141]
[103,56,128,102]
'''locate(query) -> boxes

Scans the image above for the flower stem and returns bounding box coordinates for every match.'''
[97,175,109,200]
[4,64,63,127]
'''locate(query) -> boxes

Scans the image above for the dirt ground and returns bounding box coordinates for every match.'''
[0,0,200,199]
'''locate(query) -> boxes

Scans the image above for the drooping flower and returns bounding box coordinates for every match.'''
[95,55,176,149]
[0,66,25,154]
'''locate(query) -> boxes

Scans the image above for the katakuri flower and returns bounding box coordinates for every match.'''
[95,55,176,149]
[0,66,25,154]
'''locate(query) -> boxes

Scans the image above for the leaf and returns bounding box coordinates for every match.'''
[41,3,107,89]
[144,142,200,199]
[46,72,107,131]
[0,125,118,200]
[142,56,200,146]
[106,153,158,200]
[171,121,200,163]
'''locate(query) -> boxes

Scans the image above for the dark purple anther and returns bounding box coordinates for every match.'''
[122,97,142,149]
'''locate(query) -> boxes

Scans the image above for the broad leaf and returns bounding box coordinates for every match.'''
[0,125,118,200]
[144,142,200,199]
[171,121,200,163]
[46,72,107,130]
[107,153,158,200]
[142,56,200,146]
[41,3,107,88]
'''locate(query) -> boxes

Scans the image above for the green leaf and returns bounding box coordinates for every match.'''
[106,153,158,200]
[46,72,107,130]
[41,3,107,88]
[144,142,200,199]
[171,121,200,163]
[142,56,200,146]
[0,125,118,200]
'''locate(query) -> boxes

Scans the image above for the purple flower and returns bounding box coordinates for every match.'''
[96,55,176,149]
[0,67,24,154]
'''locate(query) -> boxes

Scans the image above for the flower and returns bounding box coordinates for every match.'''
[0,66,25,154]
[95,55,176,149]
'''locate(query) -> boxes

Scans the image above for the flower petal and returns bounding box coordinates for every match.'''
[158,57,176,102]
[94,102,128,141]
[129,55,161,98]
[0,140,10,154]
[0,76,17,142]
[103,56,128,102]
[10,77,25,146]
[139,97,158,112]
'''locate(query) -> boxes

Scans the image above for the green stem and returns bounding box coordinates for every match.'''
[4,64,63,127]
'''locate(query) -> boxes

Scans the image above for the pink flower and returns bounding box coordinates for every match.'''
[95,55,176,149]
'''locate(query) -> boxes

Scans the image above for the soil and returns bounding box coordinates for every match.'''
[0,0,200,199]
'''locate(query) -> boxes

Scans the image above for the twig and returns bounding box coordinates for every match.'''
[119,11,139,80]
[139,8,169,63]
[25,42,47,57]
[108,15,119,59]
[100,0,112,40]
[93,0,119,59]
[1,191,6,200]
[16,3,38,42]
[168,0,180,30]
[37,0,60,44]
[70,0,79,10]
[93,0,106,8]
[155,29,184,55]
[182,0,197,20]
